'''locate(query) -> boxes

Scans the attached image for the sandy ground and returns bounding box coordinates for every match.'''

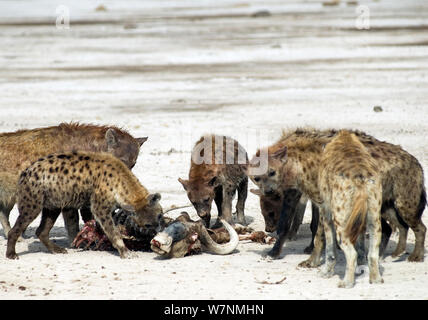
[0,0,427,300]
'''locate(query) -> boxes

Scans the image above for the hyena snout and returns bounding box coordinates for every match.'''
[262,186,276,196]
[197,211,211,227]
[265,224,276,233]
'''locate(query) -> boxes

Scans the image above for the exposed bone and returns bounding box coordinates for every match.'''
[198,219,239,255]
[239,231,276,244]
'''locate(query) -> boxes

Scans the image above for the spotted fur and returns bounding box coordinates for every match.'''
[318,131,383,288]
[249,127,426,264]
[0,122,147,241]
[178,135,248,227]
[6,151,161,259]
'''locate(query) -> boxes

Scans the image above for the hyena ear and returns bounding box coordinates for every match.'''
[208,176,220,187]
[271,146,288,162]
[250,189,262,197]
[136,137,148,147]
[178,178,189,191]
[106,128,119,149]
[148,193,161,206]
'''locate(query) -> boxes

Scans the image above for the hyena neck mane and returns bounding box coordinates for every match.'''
[120,177,149,210]
[278,132,328,202]
[189,164,218,182]
[104,156,149,209]
[324,131,377,178]
[57,122,133,152]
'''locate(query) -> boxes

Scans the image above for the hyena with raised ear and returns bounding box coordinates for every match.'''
[178,134,248,227]
[0,122,148,242]
[6,151,162,260]
[318,130,383,288]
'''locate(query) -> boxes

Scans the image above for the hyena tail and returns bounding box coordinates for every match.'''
[345,184,368,245]
[417,187,426,219]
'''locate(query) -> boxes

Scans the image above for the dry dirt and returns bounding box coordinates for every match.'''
[0,0,427,300]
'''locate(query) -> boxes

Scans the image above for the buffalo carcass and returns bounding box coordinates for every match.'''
[150,212,239,258]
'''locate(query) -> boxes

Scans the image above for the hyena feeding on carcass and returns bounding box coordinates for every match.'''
[250,188,319,256]
[0,123,147,242]
[150,212,239,258]
[317,130,383,288]
[178,134,248,227]
[6,151,162,259]
[249,128,426,264]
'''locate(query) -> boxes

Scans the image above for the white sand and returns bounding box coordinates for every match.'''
[0,0,427,299]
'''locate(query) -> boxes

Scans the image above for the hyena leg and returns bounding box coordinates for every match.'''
[80,206,93,223]
[221,187,234,225]
[395,197,426,262]
[379,217,392,257]
[288,195,307,240]
[37,208,67,254]
[320,208,337,278]
[214,185,223,217]
[355,233,366,265]
[0,203,14,238]
[336,228,358,289]
[304,203,320,254]
[267,192,300,259]
[235,177,247,225]
[299,212,324,268]
[209,186,223,228]
[382,206,408,258]
[6,203,43,259]
[62,208,80,245]
[366,201,384,284]
[91,200,130,259]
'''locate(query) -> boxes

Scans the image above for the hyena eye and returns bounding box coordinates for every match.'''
[203,197,210,204]
[254,177,261,182]
[268,170,276,177]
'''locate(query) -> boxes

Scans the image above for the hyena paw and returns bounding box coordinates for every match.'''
[52,246,67,254]
[408,252,424,262]
[6,251,19,260]
[261,253,275,262]
[298,258,319,268]
[369,277,384,284]
[266,248,280,259]
[338,280,354,289]
[320,266,334,278]
[391,248,406,258]
[120,250,138,259]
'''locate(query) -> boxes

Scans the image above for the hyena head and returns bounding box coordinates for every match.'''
[131,193,163,231]
[248,145,294,197]
[105,128,148,169]
[178,176,219,227]
[250,188,282,232]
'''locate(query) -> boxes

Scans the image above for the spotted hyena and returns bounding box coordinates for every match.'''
[250,188,319,256]
[249,128,426,263]
[318,130,383,288]
[6,151,162,259]
[0,122,147,241]
[178,134,248,227]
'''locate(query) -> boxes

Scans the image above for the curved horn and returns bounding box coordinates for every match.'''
[198,219,238,255]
